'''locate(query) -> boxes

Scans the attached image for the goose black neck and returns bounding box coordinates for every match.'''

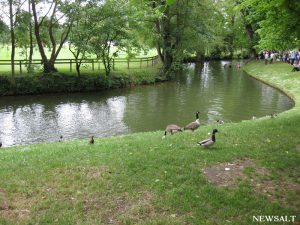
[196,112,199,119]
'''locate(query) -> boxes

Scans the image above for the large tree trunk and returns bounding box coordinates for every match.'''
[229,15,235,59]
[9,0,15,85]
[28,0,33,73]
[161,9,173,74]
[31,0,54,73]
[245,24,256,58]
[241,9,256,58]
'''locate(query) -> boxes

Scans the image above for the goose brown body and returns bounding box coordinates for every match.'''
[184,111,200,131]
[164,124,183,136]
[89,136,94,144]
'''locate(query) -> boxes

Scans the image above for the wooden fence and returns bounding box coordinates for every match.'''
[0,56,159,73]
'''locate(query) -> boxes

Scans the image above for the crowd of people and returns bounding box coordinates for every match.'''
[259,50,300,72]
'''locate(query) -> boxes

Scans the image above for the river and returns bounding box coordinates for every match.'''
[0,61,294,146]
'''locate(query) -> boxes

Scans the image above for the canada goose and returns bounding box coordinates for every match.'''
[216,119,224,124]
[0,142,2,148]
[164,124,183,136]
[197,129,218,147]
[184,111,200,131]
[89,136,94,144]
[270,113,278,118]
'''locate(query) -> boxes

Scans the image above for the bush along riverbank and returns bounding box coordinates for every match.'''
[0,65,165,96]
[0,61,300,224]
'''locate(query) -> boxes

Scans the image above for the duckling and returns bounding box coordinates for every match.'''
[164,124,183,137]
[184,111,200,131]
[197,129,218,147]
[89,136,94,144]
[216,119,224,124]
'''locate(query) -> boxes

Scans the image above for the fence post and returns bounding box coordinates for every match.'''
[92,59,94,71]
[19,61,22,74]
[127,59,129,69]
[70,59,72,72]
[113,59,115,70]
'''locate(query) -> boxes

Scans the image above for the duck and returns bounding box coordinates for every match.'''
[89,136,94,144]
[164,124,183,136]
[184,111,200,131]
[216,119,224,124]
[197,129,218,147]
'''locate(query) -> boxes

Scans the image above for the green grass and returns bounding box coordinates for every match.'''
[0,46,158,75]
[0,61,300,224]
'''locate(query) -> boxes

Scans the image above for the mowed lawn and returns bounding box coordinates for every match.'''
[0,62,299,224]
[0,46,158,75]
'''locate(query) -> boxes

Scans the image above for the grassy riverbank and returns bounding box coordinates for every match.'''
[0,62,300,224]
[0,65,163,96]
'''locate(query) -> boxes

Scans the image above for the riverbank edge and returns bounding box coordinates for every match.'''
[243,61,299,113]
[243,62,297,108]
[0,65,165,96]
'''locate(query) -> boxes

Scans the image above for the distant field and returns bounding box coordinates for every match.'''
[0,46,158,75]
[0,45,157,60]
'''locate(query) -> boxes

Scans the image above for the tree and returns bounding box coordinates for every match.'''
[85,0,133,76]
[0,0,26,84]
[237,0,300,50]
[31,0,73,73]
[0,18,9,44]
[15,10,35,71]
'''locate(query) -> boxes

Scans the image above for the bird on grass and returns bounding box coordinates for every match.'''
[163,124,183,138]
[197,129,218,147]
[59,135,63,142]
[216,119,224,124]
[89,136,94,144]
[184,111,200,132]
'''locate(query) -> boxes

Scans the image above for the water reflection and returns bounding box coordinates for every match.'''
[0,61,294,146]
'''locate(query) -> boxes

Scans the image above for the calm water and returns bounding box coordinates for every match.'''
[0,61,294,146]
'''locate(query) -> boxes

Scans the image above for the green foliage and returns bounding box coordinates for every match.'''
[0,66,163,96]
[0,18,9,44]
[237,0,300,50]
